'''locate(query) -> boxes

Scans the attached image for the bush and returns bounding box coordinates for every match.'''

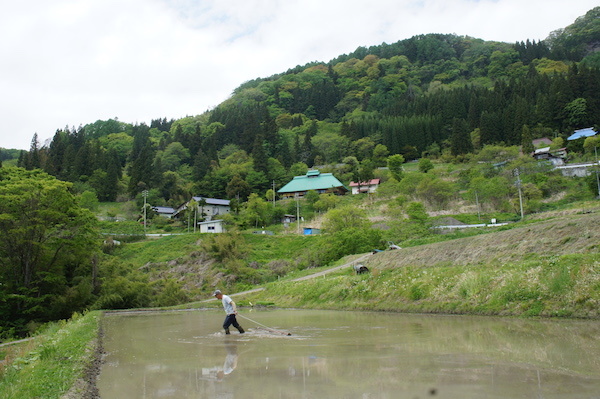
[321,228,383,262]
[200,232,247,262]
[152,280,190,307]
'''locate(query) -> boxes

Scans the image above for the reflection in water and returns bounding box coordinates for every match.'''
[98,309,600,398]
[202,340,239,382]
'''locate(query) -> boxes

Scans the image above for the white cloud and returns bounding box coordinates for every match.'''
[0,0,597,150]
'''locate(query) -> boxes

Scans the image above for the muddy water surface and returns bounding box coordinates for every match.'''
[98,309,600,398]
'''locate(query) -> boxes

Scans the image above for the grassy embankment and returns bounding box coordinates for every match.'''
[235,210,600,318]
[0,311,100,399]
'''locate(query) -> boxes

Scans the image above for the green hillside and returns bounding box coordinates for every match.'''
[240,207,600,318]
[8,7,599,207]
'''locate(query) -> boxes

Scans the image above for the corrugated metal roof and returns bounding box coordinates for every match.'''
[192,197,230,206]
[198,219,224,225]
[153,206,175,214]
[567,127,597,140]
[278,170,347,193]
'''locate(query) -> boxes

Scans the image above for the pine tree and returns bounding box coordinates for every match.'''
[17,150,26,169]
[262,113,278,158]
[521,125,534,155]
[28,133,41,170]
[128,124,155,194]
[300,121,317,166]
[450,118,473,155]
[252,135,269,175]
[193,148,210,181]
[45,130,67,177]
[104,149,121,201]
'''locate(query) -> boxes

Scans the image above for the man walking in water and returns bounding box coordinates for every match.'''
[213,290,245,334]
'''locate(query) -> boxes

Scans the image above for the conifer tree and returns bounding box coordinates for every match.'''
[17,150,26,169]
[450,118,473,156]
[300,121,317,166]
[521,125,534,155]
[128,124,155,195]
[104,149,121,201]
[193,148,210,181]
[27,133,41,170]
[45,130,67,177]
[262,113,278,158]
[252,135,269,175]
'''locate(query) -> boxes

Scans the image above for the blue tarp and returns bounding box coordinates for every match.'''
[567,127,597,140]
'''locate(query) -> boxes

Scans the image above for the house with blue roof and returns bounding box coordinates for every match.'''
[567,127,597,141]
[278,170,348,199]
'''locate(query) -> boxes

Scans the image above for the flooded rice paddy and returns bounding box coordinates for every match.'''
[98,309,600,398]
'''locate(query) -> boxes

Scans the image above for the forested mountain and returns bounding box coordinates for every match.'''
[14,7,600,206]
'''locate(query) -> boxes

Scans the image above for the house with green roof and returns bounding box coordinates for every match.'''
[278,170,348,199]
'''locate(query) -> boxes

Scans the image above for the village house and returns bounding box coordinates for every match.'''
[277,170,348,199]
[173,196,230,221]
[152,206,176,218]
[349,179,381,195]
[567,127,597,141]
[531,147,567,166]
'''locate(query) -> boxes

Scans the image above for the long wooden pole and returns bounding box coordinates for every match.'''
[237,314,292,336]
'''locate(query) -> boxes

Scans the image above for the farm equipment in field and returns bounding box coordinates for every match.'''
[353,264,369,274]
[388,241,401,250]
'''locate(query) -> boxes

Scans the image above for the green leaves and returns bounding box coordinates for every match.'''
[386,154,405,181]
[0,167,98,334]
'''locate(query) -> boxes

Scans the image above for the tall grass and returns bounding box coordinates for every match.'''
[242,252,600,318]
[112,233,202,264]
[0,312,100,399]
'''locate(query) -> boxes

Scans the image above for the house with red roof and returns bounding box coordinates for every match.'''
[349,179,380,195]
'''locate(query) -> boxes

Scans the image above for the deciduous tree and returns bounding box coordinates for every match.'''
[0,168,98,335]
[387,154,405,181]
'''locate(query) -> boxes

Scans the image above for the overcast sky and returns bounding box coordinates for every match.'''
[0,0,597,150]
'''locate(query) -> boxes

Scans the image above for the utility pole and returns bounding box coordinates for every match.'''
[475,190,481,221]
[295,193,300,235]
[595,146,600,198]
[514,168,524,220]
[142,190,149,233]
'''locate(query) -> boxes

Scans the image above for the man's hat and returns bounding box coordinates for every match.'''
[213,289,222,296]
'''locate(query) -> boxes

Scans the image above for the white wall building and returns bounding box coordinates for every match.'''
[175,197,230,221]
[349,179,380,195]
[198,219,225,233]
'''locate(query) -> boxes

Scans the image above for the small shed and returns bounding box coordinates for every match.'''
[282,214,297,224]
[199,219,225,234]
